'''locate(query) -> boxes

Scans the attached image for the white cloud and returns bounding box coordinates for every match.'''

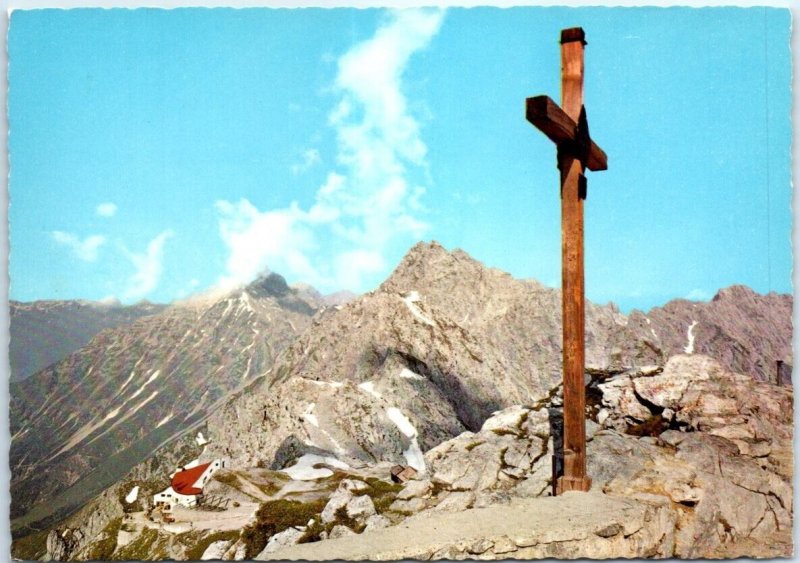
[122,230,173,301]
[52,231,106,262]
[216,9,444,293]
[96,202,118,217]
[291,148,322,175]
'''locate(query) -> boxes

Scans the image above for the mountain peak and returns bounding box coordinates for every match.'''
[246,272,291,299]
[382,241,479,292]
[712,284,758,303]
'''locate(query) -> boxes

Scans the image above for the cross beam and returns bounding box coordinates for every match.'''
[526,96,607,172]
[525,27,607,494]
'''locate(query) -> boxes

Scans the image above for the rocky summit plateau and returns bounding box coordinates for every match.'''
[9,242,793,561]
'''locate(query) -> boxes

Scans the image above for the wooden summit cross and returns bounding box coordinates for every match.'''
[525,27,607,494]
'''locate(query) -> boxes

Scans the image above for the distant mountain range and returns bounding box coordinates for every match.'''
[10,300,166,381]
[9,241,793,554]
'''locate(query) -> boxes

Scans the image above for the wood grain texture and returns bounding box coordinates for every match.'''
[559,26,591,494]
[526,27,608,494]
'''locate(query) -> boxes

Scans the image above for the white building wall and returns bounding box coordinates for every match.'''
[153,486,199,509]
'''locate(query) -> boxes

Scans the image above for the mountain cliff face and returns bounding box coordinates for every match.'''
[627,286,792,383]
[10,274,319,535]
[203,242,792,475]
[10,300,166,381]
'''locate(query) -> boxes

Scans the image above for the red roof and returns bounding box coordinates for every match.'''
[171,462,211,496]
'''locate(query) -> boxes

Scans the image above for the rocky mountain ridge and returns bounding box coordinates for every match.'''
[10,273,321,537]
[205,242,791,474]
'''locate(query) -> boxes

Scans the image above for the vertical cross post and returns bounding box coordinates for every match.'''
[525,27,607,495]
[557,27,591,494]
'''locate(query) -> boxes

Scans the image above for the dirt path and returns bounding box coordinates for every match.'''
[129,502,260,535]
[257,492,665,560]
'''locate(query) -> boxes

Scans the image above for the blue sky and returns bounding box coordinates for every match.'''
[8,7,792,311]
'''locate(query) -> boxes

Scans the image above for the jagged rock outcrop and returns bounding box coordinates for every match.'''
[388,354,793,558]
[45,528,84,561]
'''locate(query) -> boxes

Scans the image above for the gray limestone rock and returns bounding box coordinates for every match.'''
[434,491,475,512]
[364,514,391,531]
[257,527,305,557]
[345,495,377,521]
[397,478,433,500]
[201,540,233,561]
[390,497,427,513]
[329,525,357,539]
[321,488,354,523]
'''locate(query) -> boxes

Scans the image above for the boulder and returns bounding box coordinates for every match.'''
[364,514,391,531]
[222,539,248,561]
[345,495,377,521]
[389,497,427,513]
[397,478,432,500]
[320,488,353,523]
[257,527,305,557]
[201,540,232,561]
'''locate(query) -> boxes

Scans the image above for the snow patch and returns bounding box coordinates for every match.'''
[156,413,173,428]
[684,321,698,354]
[281,454,350,481]
[358,381,383,400]
[651,329,658,339]
[132,391,158,415]
[242,356,253,380]
[305,379,343,388]
[196,432,208,446]
[385,406,424,469]
[403,438,426,472]
[481,405,527,432]
[400,291,435,326]
[302,403,319,427]
[125,486,139,503]
[387,407,417,438]
[239,292,255,313]
[320,427,346,455]
[184,458,201,469]
[128,370,161,401]
[119,370,137,392]
[103,407,121,422]
[398,368,424,380]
